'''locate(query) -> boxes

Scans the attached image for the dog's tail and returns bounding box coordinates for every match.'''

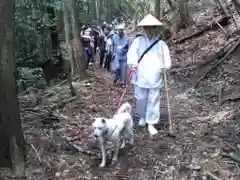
[116,102,132,114]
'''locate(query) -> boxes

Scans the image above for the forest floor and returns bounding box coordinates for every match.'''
[2,10,240,180]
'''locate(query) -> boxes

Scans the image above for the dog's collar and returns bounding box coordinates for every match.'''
[105,125,117,138]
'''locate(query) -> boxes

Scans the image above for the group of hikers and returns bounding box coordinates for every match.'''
[80,20,131,88]
[82,14,172,136]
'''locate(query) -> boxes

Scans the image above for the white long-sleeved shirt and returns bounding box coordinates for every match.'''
[105,38,113,53]
[127,35,171,88]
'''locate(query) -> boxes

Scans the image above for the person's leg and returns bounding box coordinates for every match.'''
[134,86,148,126]
[99,50,105,67]
[145,88,161,135]
[85,50,90,69]
[106,54,112,72]
[104,53,108,69]
[119,60,127,87]
[113,68,120,84]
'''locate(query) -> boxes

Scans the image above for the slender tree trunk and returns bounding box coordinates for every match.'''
[63,0,76,96]
[69,0,87,78]
[232,0,240,16]
[0,0,25,176]
[91,0,96,22]
[63,0,76,75]
[178,0,190,28]
[155,0,160,19]
[214,0,228,17]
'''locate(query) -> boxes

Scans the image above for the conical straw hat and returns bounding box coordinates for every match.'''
[137,14,163,26]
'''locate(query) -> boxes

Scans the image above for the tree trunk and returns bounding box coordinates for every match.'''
[107,0,111,23]
[63,0,76,96]
[232,0,240,16]
[95,0,100,24]
[0,0,25,176]
[155,0,160,19]
[214,0,228,17]
[91,0,97,23]
[69,0,87,78]
[63,0,76,75]
[178,0,190,28]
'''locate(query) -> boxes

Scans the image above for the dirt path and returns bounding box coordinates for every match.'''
[7,59,238,180]
[54,63,237,180]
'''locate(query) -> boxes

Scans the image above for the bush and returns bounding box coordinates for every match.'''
[17,67,46,91]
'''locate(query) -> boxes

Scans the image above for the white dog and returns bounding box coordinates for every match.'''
[92,102,134,167]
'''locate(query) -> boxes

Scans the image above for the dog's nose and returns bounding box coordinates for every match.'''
[94,134,98,138]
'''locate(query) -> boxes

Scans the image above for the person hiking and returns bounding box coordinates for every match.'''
[127,14,172,136]
[104,30,115,72]
[111,24,130,87]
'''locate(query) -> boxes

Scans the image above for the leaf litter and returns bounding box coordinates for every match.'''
[2,8,240,180]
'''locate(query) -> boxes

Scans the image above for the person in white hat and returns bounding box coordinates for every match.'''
[127,14,172,136]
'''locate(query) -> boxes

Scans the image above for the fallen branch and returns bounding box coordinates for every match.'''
[206,171,223,180]
[222,152,240,164]
[175,16,230,44]
[31,144,42,163]
[170,37,238,74]
[221,94,240,104]
[193,38,240,88]
[69,143,97,156]
[211,15,227,34]
[197,37,239,69]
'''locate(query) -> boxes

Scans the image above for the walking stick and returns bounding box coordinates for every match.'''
[163,69,175,137]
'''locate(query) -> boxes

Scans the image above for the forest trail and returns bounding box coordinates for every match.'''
[43,60,235,179]
[1,50,238,180]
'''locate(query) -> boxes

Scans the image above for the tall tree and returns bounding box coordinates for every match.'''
[0,0,25,176]
[69,0,87,78]
[155,0,160,19]
[232,0,240,16]
[63,0,76,96]
[178,0,191,28]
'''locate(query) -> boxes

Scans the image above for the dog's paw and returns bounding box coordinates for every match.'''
[129,138,134,145]
[120,142,125,149]
[99,162,106,168]
[149,134,157,140]
[111,158,118,165]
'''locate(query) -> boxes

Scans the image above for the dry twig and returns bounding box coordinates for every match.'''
[206,171,223,180]
[31,144,42,163]
[193,38,240,88]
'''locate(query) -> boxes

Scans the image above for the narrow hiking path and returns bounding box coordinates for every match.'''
[12,28,240,179]
[51,62,238,179]
[8,55,239,180]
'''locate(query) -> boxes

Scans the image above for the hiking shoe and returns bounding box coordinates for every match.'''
[138,118,146,127]
[148,125,158,135]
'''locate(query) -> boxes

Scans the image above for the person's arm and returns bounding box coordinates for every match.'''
[161,41,171,69]
[127,37,139,68]
[111,36,116,54]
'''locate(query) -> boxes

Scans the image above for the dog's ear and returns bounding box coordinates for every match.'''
[101,118,106,123]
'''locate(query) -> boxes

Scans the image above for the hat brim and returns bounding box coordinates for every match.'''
[137,14,163,27]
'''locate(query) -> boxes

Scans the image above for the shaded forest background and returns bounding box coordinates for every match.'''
[1,0,240,179]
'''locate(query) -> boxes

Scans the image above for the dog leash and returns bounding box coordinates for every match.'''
[117,68,134,107]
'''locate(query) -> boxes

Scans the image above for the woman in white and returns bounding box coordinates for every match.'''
[127,14,172,136]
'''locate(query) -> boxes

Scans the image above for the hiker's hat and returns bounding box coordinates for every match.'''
[137,14,163,26]
[115,23,125,29]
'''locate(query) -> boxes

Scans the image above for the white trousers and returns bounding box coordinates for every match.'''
[134,85,161,125]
